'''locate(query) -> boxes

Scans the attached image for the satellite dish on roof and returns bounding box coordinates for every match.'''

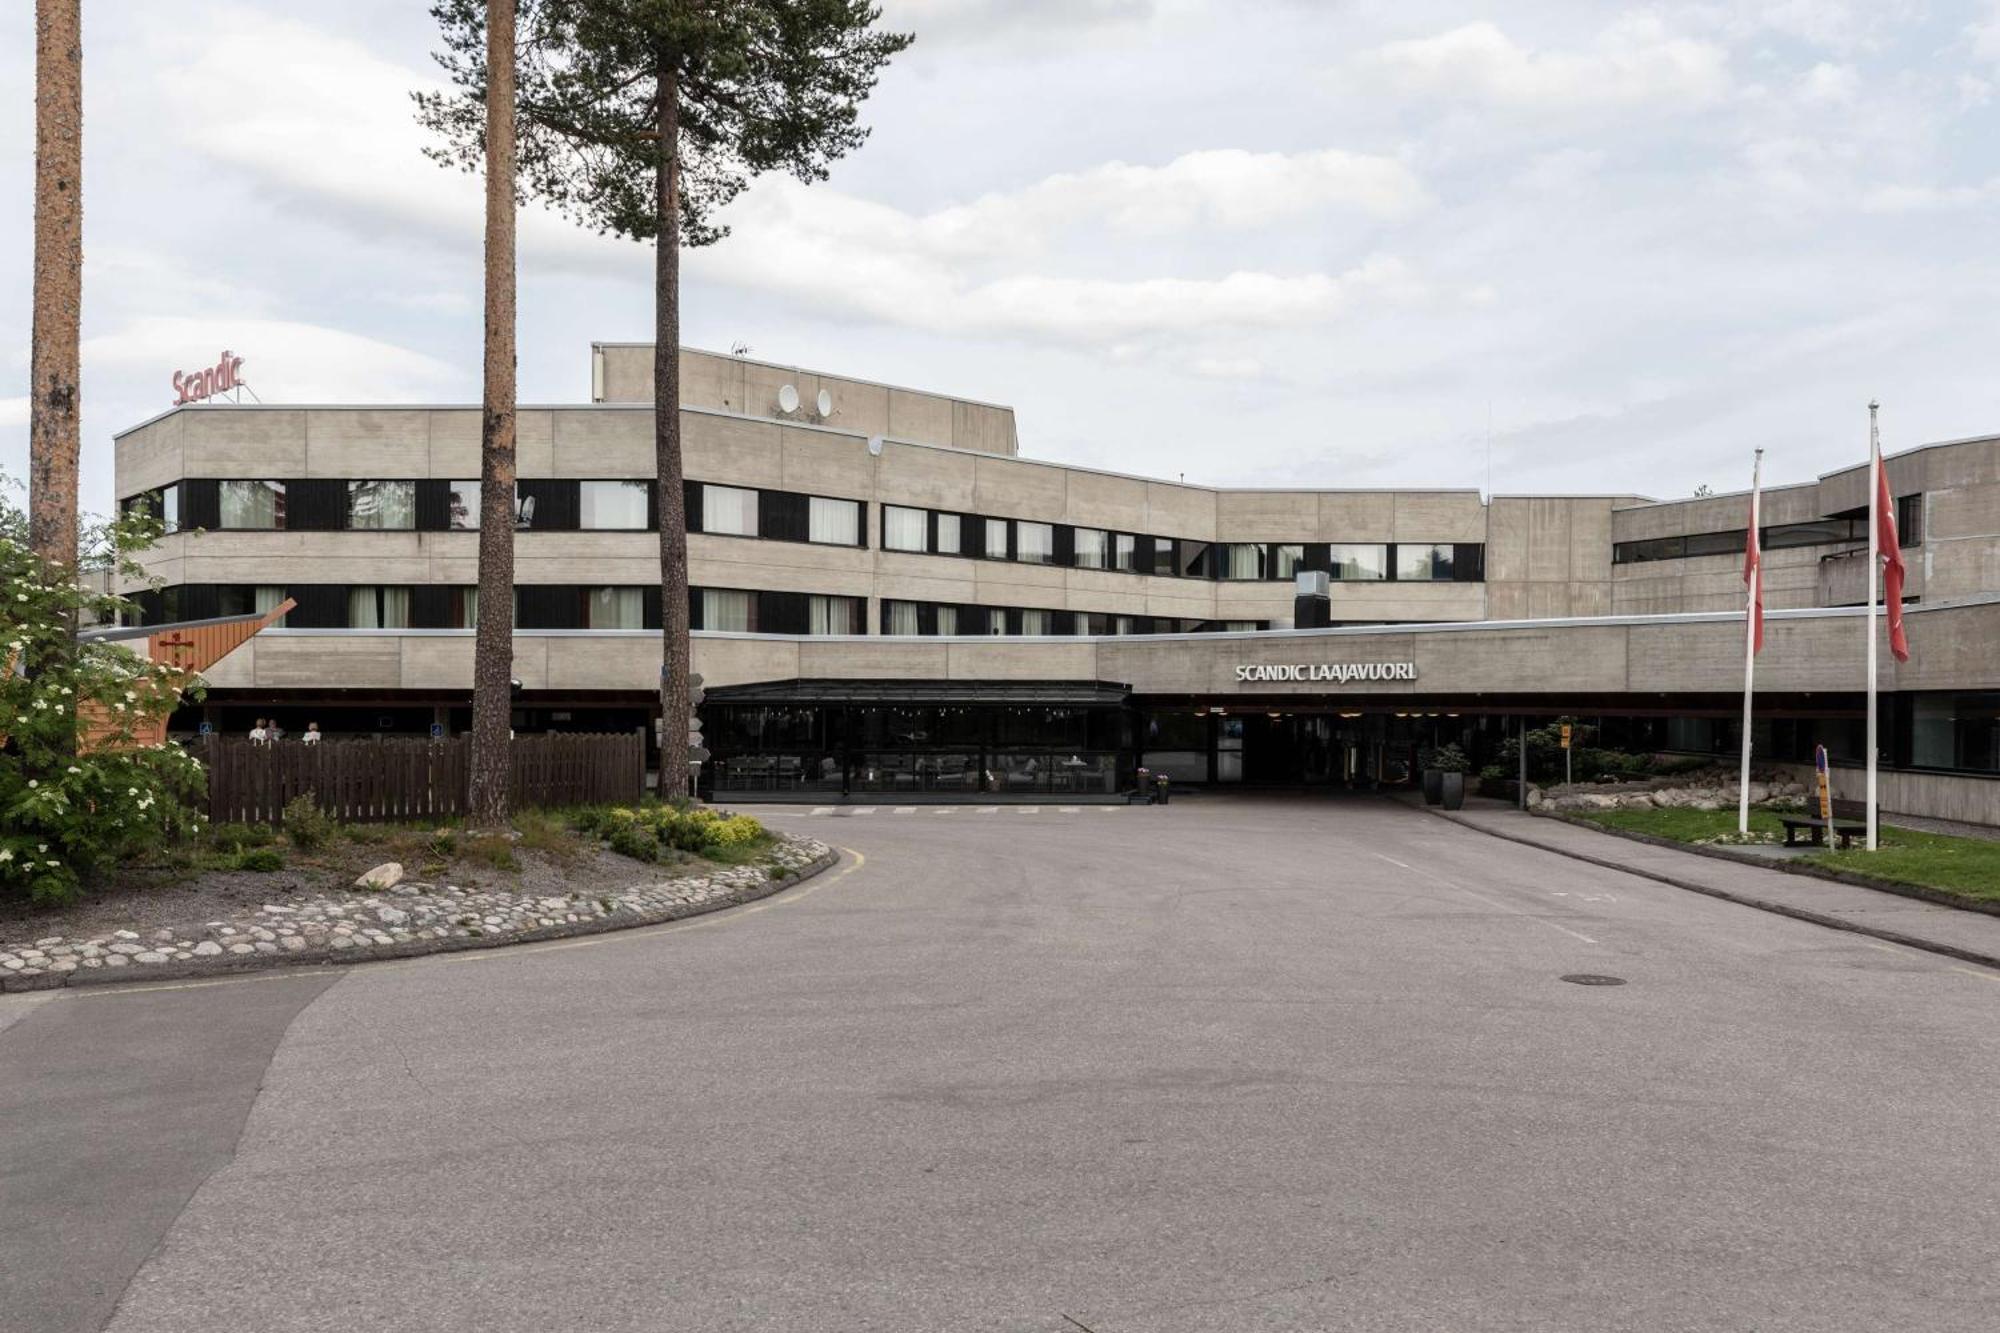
[777,383,800,414]
[815,388,832,417]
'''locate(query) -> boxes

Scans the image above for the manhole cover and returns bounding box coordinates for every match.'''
[1560,973,1627,986]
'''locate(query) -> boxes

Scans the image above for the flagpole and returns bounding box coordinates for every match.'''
[1739,448,1763,835]
[1866,401,1880,851]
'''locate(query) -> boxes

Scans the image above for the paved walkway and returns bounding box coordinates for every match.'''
[1426,799,2000,970]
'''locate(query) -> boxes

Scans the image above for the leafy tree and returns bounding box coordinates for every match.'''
[468,0,519,827]
[0,482,208,903]
[418,0,912,798]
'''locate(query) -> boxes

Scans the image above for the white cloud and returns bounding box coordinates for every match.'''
[138,8,1434,350]
[1860,178,2000,213]
[1798,62,1858,104]
[1190,356,1265,381]
[1973,3,2000,66]
[0,397,25,430]
[1362,16,1729,112]
[84,318,460,405]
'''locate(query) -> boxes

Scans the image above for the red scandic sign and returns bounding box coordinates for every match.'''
[172,350,245,405]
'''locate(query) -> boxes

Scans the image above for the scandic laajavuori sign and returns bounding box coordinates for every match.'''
[1234,662,1418,683]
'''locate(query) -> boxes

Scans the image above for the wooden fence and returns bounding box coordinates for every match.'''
[196,732,646,824]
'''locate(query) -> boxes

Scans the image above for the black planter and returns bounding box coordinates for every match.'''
[1440,772,1466,810]
[1422,768,1444,805]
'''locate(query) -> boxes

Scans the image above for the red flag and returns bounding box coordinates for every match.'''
[1743,488,1763,654]
[1875,448,1909,662]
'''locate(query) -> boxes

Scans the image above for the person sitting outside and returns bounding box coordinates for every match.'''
[300,722,322,746]
[248,718,270,745]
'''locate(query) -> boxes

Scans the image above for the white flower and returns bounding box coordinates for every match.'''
[0,849,12,863]
[26,780,36,789]
[37,844,47,853]
[127,787,138,796]
[66,766,80,774]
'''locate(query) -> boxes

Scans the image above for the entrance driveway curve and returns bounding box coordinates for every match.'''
[6,796,1998,1332]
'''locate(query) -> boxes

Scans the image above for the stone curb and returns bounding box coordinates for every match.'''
[1412,803,2000,973]
[1528,810,2000,920]
[0,846,842,993]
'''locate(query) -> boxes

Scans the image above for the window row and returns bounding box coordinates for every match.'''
[879,504,1485,583]
[120,479,867,547]
[123,584,865,634]
[879,599,1265,637]
[1613,499,1923,565]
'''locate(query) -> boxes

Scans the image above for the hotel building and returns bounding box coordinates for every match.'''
[112,344,2000,822]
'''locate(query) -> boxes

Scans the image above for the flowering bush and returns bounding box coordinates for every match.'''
[1,484,207,903]
[584,803,767,859]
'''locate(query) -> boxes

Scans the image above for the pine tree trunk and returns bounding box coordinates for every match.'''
[654,60,692,802]
[469,0,519,827]
[29,0,82,582]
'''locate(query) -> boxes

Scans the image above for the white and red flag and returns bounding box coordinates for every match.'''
[1743,470,1764,655]
[1875,438,1909,663]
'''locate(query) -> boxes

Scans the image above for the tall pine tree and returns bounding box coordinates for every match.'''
[419,0,912,798]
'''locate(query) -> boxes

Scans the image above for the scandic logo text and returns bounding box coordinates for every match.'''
[1233,663,1418,683]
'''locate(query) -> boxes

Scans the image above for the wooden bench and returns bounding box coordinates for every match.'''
[1780,798,1868,850]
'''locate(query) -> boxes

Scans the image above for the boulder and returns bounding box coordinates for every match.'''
[354,862,405,891]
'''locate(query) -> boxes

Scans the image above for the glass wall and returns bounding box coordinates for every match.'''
[580,481,649,530]
[708,701,1136,797]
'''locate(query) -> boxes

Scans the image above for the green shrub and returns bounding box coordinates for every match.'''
[462,833,519,871]
[607,823,659,862]
[0,488,210,903]
[282,794,335,851]
[234,847,285,872]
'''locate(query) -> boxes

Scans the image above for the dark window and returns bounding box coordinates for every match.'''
[347,480,416,530]
[515,480,579,531]
[1682,529,1747,558]
[1897,493,1923,547]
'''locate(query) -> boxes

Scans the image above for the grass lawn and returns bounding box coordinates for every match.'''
[1568,806,2000,908]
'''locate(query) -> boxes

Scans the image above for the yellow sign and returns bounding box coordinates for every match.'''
[1560,724,1573,750]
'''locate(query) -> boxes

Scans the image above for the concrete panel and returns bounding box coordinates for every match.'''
[815,376,891,438]
[427,409,553,480]
[596,346,654,403]
[115,414,186,497]
[183,409,307,476]
[974,456,1068,519]
[1063,469,1150,532]
[1418,625,1627,694]
[553,410,654,476]
[253,635,401,689]
[742,362,819,425]
[399,635,476,690]
[1567,499,1613,582]
[1147,483,1218,540]
[1484,499,1530,583]
[1526,499,1572,582]
[678,349,745,413]
[945,640,1100,681]
[952,400,1018,456]
[177,531,433,585]
[684,413,785,489]
[1095,638,1215,693]
[303,411,431,477]
[690,635,801,688]
[1927,480,2000,540]
[1317,493,1395,542]
[1922,537,2000,602]
[780,427,876,500]
[1393,492,1487,543]
[887,388,955,448]
[875,441,977,511]
[798,640,950,678]
[1325,582,1484,622]
[545,636,659,691]
[1896,600,2000,691]
[1486,583,1530,620]
[1527,584,1571,620]
[1217,491,1319,539]
[1921,436,2000,489]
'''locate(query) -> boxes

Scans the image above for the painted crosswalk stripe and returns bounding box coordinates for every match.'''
[1017,806,1040,814]
[810,807,834,816]
[1058,806,1080,813]
[932,808,955,815]
[976,806,998,814]
[853,807,877,815]
[893,807,915,815]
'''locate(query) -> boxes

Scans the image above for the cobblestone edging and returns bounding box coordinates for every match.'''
[0,836,837,992]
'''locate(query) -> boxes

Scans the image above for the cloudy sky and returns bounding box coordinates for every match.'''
[2,0,1997,520]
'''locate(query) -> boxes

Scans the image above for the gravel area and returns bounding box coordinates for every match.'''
[0,834,833,991]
